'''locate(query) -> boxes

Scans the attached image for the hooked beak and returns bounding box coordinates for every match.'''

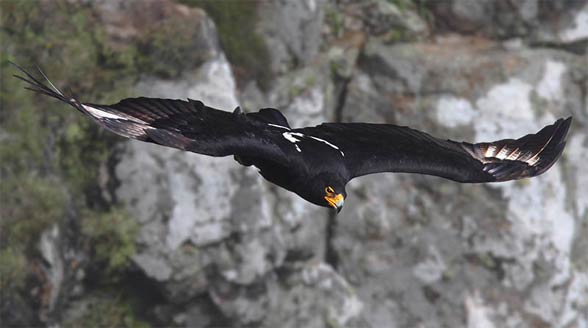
[325,194,344,214]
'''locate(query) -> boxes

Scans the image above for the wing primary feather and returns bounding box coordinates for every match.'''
[460,117,572,181]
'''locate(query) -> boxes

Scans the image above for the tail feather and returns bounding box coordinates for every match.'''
[12,63,155,140]
[460,117,572,181]
[11,62,72,104]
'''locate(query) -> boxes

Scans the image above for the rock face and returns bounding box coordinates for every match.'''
[336,36,587,327]
[5,0,587,327]
[103,1,588,327]
[427,0,588,46]
[258,0,326,74]
[114,6,333,324]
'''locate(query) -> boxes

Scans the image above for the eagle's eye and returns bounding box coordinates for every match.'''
[325,186,335,194]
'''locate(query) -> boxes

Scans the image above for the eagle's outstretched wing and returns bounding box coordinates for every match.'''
[300,117,571,183]
[13,64,288,163]
[14,63,571,185]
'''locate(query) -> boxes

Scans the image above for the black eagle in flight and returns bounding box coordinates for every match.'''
[14,64,572,213]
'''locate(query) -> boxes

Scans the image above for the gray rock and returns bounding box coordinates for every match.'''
[209,262,365,328]
[116,49,341,326]
[332,0,429,38]
[94,0,220,72]
[48,1,588,327]
[38,225,64,319]
[427,0,588,47]
[266,64,337,126]
[258,0,326,74]
[116,54,269,301]
[336,37,588,327]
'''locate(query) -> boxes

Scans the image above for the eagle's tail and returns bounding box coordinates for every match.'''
[12,63,156,140]
[460,117,572,182]
[11,62,79,107]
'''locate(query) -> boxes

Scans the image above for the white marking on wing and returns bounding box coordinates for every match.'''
[526,156,540,166]
[82,104,146,124]
[282,132,345,156]
[268,123,290,130]
[485,145,497,157]
[506,148,521,160]
[496,145,510,160]
[283,132,304,143]
[308,136,345,157]
[283,132,305,152]
[83,104,124,120]
[524,132,556,167]
[121,122,150,138]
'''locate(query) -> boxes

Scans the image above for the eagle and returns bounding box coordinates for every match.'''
[14,64,572,213]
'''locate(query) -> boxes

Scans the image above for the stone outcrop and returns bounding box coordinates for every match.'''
[76,1,588,326]
[4,0,586,327]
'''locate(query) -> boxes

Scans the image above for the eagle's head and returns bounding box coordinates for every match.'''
[301,173,346,213]
[323,184,345,213]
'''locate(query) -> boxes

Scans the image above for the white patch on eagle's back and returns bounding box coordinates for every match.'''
[283,132,304,152]
[282,132,344,156]
[283,132,304,143]
[309,136,345,157]
[268,123,291,130]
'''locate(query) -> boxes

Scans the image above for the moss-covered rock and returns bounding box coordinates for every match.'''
[181,0,272,88]
[62,292,150,328]
[80,207,139,276]
[0,0,202,324]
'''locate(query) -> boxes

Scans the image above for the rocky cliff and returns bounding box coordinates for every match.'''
[1,0,587,327]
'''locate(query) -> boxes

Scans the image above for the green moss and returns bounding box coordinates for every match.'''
[181,0,272,89]
[325,9,345,38]
[285,70,319,99]
[0,1,211,323]
[1,0,142,311]
[0,247,27,292]
[63,293,151,328]
[135,15,213,79]
[1,1,123,254]
[383,29,412,43]
[0,176,67,249]
[388,0,413,12]
[58,120,118,197]
[81,208,139,276]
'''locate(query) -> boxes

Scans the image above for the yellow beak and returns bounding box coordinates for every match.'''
[325,193,344,213]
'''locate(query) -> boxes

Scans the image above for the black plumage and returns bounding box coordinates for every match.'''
[13,64,572,212]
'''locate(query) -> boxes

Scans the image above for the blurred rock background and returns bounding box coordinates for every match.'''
[1,0,587,327]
